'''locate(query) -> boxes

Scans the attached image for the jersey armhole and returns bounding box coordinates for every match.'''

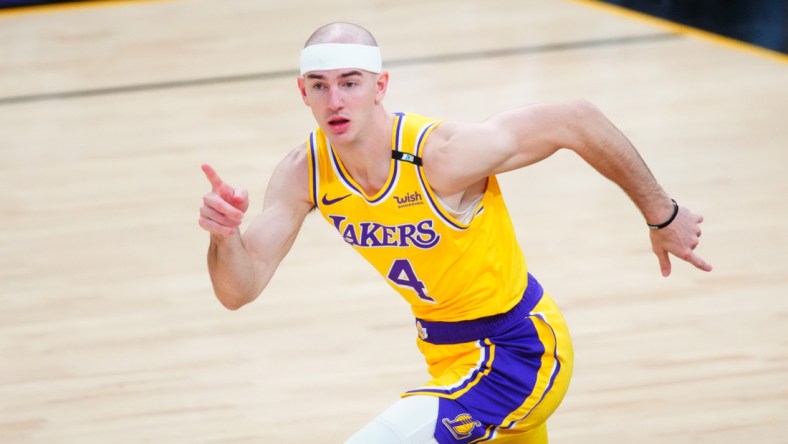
[414,121,488,229]
[306,131,318,208]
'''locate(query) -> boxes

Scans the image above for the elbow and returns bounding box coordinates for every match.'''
[567,99,601,120]
[209,273,264,311]
[561,99,607,152]
[215,290,258,311]
[220,298,247,311]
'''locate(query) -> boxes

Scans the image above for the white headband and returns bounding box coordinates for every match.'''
[300,43,382,75]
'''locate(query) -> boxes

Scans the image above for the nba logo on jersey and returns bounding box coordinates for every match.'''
[442,413,482,440]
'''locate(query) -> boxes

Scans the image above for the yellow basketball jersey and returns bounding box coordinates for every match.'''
[306,112,528,322]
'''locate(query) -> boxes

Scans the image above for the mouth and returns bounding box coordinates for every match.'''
[328,116,350,130]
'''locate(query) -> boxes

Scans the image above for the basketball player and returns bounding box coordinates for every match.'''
[198,22,712,443]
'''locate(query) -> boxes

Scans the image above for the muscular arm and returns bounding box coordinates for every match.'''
[201,146,313,309]
[424,100,712,275]
[426,101,665,215]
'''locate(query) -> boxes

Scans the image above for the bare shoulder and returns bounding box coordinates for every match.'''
[427,119,460,144]
[265,143,313,208]
[424,120,481,161]
[427,119,489,147]
[278,143,310,172]
[421,101,597,195]
[426,118,510,158]
[422,119,509,195]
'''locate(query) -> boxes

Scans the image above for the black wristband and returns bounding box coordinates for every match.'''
[647,199,679,230]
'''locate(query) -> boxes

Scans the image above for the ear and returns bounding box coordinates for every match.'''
[374,72,389,104]
[297,77,309,106]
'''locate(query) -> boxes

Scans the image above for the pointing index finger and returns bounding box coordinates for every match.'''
[201,163,223,190]
[687,251,713,272]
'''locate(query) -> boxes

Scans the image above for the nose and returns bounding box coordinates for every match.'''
[327,87,344,111]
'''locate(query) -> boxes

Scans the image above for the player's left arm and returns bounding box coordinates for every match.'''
[424,99,712,276]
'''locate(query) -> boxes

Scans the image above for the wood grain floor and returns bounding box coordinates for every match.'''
[1,0,786,442]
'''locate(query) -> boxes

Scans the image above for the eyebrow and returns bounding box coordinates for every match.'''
[305,70,364,80]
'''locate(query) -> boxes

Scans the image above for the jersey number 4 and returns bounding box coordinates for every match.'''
[386,259,436,303]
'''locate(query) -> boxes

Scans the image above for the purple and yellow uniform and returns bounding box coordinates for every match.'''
[307,112,573,443]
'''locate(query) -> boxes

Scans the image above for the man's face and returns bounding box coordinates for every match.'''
[298,69,387,144]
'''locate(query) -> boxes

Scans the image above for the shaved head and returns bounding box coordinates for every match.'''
[304,22,378,47]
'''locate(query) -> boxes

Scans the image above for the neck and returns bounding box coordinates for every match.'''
[330,108,394,195]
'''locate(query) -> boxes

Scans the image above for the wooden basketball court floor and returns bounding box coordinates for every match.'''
[0,0,786,442]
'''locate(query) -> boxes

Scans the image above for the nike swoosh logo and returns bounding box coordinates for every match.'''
[321,193,351,206]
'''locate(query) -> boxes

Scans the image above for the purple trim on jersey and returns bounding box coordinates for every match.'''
[393,112,405,148]
[327,140,363,195]
[327,114,404,204]
[308,132,319,208]
[415,274,544,345]
[413,123,477,230]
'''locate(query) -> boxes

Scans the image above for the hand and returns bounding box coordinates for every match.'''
[198,164,250,236]
[649,204,713,277]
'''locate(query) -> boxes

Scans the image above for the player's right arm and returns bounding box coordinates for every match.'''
[199,145,313,310]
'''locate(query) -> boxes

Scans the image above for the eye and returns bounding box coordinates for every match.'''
[343,81,357,88]
[312,83,325,90]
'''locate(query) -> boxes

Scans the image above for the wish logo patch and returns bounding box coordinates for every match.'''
[393,190,423,208]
